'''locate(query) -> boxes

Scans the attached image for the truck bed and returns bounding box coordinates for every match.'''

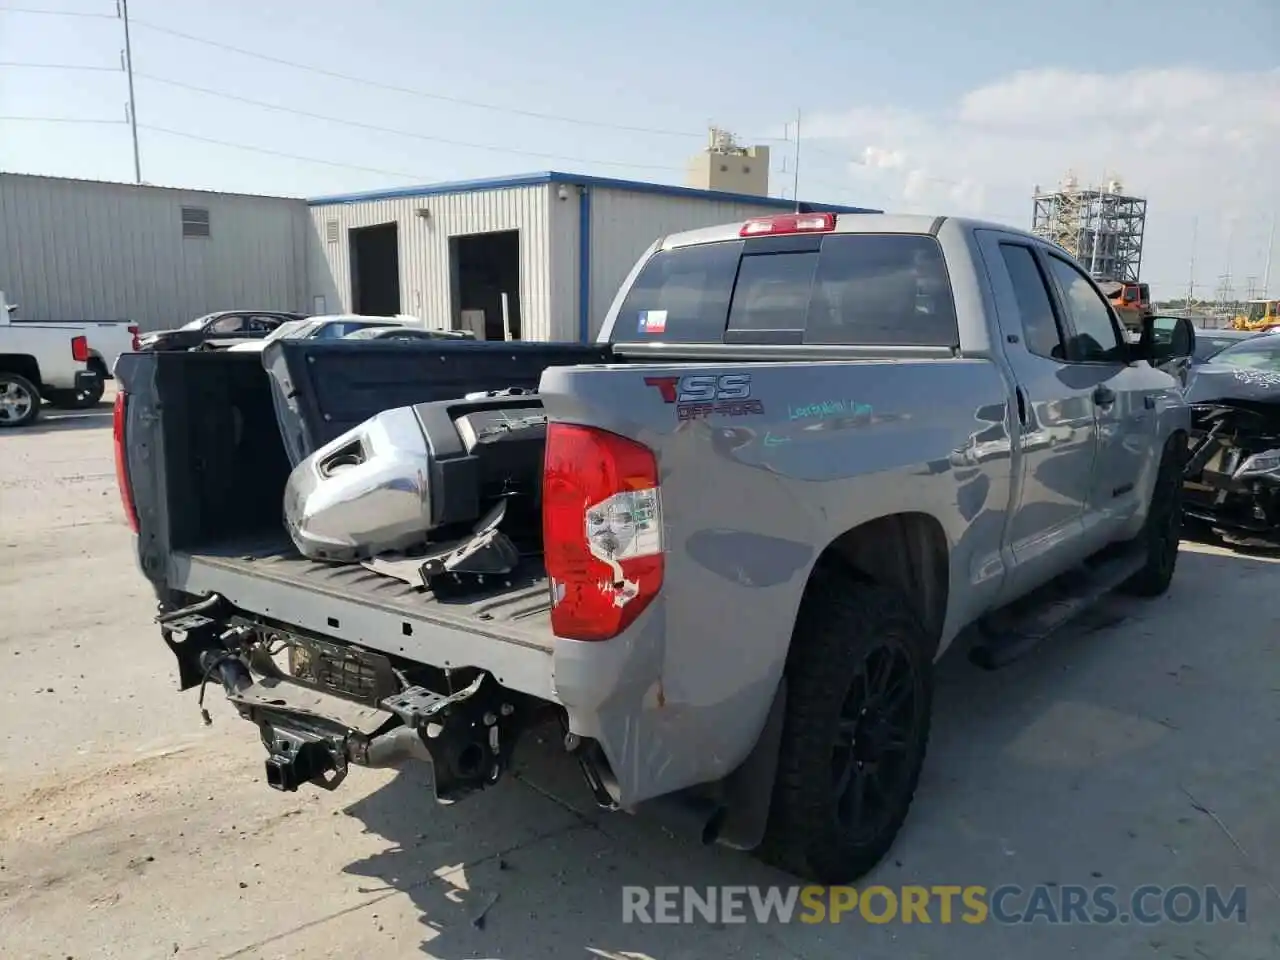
[111,342,626,699]
[168,538,558,698]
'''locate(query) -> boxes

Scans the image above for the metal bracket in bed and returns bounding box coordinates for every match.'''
[360,499,520,596]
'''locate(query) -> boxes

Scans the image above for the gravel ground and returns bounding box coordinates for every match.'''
[1,388,1277,959]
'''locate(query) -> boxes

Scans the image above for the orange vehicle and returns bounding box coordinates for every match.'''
[1099,281,1152,331]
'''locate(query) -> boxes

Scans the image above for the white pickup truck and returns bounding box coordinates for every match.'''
[0,291,139,409]
[0,293,102,428]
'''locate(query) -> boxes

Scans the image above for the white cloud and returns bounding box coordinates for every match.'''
[858,146,905,170]
[803,67,1280,297]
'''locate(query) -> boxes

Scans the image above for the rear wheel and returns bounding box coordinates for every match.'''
[0,372,41,428]
[762,574,934,883]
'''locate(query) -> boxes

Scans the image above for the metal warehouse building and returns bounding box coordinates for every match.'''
[307,172,878,342]
[0,172,310,332]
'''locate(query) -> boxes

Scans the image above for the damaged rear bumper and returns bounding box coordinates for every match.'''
[200,648,524,803]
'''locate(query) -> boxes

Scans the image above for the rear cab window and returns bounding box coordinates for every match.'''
[612,233,959,347]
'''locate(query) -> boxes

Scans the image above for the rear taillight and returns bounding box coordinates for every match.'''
[542,424,663,641]
[740,212,837,237]
[128,325,140,351]
[71,335,89,362]
[113,391,139,533]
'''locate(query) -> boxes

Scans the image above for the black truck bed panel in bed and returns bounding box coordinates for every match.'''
[263,339,612,465]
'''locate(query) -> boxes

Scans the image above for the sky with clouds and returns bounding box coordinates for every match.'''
[1,0,1276,299]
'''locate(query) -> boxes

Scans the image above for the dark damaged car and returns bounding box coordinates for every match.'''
[137,310,307,352]
[1183,332,1280,546]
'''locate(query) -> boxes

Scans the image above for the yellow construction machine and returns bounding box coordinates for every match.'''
[1230,299,1280,331]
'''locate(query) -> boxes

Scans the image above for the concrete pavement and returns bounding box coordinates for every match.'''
[1,394,1276,959]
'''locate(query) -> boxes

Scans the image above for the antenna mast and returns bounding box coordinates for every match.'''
[792,110,801,213]
[1264,212,1276,299]
[1186,216,1198,307]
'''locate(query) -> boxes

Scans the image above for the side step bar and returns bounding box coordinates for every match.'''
[969,547,1146,670]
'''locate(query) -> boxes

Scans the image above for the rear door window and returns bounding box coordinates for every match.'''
[805,235,957,346]
[1042,254,1126,363]
[612,233,957,347]
[613,240,743,343]
[999,243,1066,360]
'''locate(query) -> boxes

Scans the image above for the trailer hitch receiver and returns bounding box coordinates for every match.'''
[261,725,346,792]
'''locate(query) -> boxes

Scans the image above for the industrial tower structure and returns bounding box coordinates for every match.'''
[685,127,770,197]
[1031,173,1148,282]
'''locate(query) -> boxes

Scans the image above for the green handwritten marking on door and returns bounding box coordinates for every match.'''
[787,400,874,421]
[763,432,791,447]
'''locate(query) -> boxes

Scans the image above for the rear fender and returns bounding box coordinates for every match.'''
[541,357,1004,806]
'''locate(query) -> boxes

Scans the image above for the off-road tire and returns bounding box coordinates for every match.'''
[761,574,934,883]
[0,372,41,428]
[1119,438,1184,597]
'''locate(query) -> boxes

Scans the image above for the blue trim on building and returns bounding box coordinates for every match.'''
[577,185,592,342]
[307,170,880,215]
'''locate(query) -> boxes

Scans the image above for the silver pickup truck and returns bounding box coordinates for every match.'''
[114,214,1196,883]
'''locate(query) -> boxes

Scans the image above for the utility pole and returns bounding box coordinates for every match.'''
[119,0,141,183]
[1264,212,1276,299]
[791,109,801,213]
[1186,216,1198,308]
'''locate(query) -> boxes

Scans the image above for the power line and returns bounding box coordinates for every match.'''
[138,123,448,181]
[0,5,114,18]
[0,114,442,180]
[1,6,793,150]
[0,10,802,180]
[0,61,688,174]
[0,115,124,124]
[127,16,712,141]
[0,60,688,171]
[131,72,686,171]
[0,60,119,71]
[1,61,689,171]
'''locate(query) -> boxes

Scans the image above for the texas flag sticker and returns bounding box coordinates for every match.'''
[637,310,667,334]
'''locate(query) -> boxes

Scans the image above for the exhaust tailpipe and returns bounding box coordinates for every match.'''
[363,725,432,768]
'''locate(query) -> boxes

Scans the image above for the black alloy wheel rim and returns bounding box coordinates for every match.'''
[830,640,920,841]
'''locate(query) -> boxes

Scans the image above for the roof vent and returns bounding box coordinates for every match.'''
[325,219,340,244]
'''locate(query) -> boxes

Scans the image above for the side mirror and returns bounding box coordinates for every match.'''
[1140,315,1195,362]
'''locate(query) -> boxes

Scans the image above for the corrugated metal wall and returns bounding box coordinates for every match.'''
[308,184,564,341]
[546,186,580,341]
[586,188,785,338]
[0,173,309,332]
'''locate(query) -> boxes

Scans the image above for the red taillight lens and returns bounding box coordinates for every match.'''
[542,424,663,641]
[128,325,140,351]
[71,335,89,362]
[740,212,837,237]
[113,391,139,533]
